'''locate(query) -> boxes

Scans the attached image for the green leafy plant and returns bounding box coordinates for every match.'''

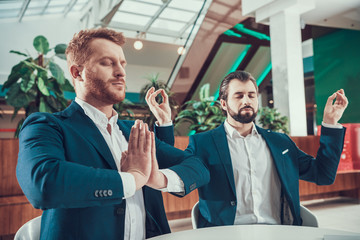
[139,73,178,129]
[175,83,226,134]
[257,106,289,134]
[113,99,135,120]
[2,35,74,137]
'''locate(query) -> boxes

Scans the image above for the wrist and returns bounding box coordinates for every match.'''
[323,118,337,125]
[129,170,147,190]
[157,118,172,126]
[148,172,168,189]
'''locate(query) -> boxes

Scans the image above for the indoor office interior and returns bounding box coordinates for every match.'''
[0,0,359,239]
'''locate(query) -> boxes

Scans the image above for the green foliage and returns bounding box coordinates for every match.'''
[139,73,178,129]
[175,83,226,134]
[2,35,74,138]
[257,107,289,134]
[113,99,136,120]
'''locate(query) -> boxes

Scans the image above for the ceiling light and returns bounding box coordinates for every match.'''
[177,46,186,55]
[134,40,143,50]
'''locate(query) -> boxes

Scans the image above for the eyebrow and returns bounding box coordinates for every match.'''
[233,91,257,95]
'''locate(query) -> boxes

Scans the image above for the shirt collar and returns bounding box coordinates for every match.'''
[75,97,118,128]
[224,119,259,139]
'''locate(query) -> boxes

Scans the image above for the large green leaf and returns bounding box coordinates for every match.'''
[33,35,50,54]
[20,73,36,92]
[11,106,21,121]
[5,84,32,108]
[55,44,67,60]
[62,79,75,92]
[47,77,63,95]
[10,50,28,57]
[199,83,210,101]
[23,60,47,72]
[45,95,67,111]
[2,61,29,90]
[37,77,50,96]
[39,97,52,113]
[49,61,65,84]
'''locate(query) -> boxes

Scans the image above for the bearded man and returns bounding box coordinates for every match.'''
[16,28,209,240]
[186,70,348,228]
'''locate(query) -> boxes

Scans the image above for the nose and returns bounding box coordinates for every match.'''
[114,63,126,79]
[243,95,250,106]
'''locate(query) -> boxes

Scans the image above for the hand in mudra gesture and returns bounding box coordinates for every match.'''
[323,89,348,125]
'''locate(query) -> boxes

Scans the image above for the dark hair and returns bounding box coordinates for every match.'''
[219,71,258,101]
[66,28,125,66]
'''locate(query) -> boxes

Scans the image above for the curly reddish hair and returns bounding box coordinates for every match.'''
[66,28,126,66]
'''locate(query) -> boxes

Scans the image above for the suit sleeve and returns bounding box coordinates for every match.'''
[155,137,209,196]
[16,113,125,210]
[296,126,346,185]
[154,124,175,146]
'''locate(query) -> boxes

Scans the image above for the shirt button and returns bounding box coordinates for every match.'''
[116,208,125,215]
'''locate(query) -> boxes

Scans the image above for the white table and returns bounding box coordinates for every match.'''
[150,225,360,240]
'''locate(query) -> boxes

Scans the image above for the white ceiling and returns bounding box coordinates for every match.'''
[0,0,209,45]
[302,0,360,30]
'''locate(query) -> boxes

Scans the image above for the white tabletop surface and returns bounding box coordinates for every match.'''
[149,225,360,240]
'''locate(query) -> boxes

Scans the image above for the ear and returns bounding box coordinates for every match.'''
[220,99,227,112]
[69,65,83,81]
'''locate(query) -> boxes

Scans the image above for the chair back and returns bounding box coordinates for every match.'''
[14,216,42,240]
[300,205,319,227]
[191,201,199,229]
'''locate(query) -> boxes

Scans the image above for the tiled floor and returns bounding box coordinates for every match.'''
[169,197,360,233]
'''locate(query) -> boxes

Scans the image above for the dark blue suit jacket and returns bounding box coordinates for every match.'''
[185,123,345,227]
[16,102,210,240]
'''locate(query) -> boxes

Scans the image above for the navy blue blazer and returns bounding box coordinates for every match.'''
[16,101,210,240]
[185,123,345,228]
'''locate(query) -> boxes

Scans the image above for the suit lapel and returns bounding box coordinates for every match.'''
[60,101,117,170]
[211,124,236,195]
[256,126,290,195]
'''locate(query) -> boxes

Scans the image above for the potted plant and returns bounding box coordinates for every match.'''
[139,73,179,129]
[174,83,226,135]
[2,35,74,137]
[257,106,289,134]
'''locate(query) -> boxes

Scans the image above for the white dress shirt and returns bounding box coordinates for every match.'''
[75,98,183,240]
[224,120,282,225]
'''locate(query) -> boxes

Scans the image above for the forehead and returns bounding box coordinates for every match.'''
[88,38,125,59]
[228,79,257,95]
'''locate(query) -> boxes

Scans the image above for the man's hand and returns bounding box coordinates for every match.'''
[145,87,171,125]
[146,132,168,189]
[122,120,152,190]
[323,89,348,125]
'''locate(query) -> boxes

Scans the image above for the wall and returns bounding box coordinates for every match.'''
[313,29,360,124]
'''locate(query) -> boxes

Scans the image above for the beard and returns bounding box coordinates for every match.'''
[227,105,257,124]
[85,70,125,105]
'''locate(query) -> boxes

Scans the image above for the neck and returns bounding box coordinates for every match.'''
[77,95,114,119]
[226,117,254,137]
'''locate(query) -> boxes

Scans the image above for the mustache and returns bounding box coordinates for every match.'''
[240,106,254,111]
[110,78,125,84]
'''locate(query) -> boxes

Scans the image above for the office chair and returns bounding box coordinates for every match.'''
[191,202,319,229]
[300,204,319,227]
[14,215,41,240]
[191,201,199,229]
